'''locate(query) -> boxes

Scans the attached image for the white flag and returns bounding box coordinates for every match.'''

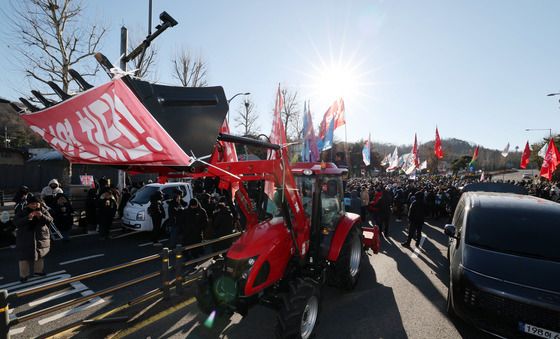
[538,143,549,158]
[501,142,509,158]
[480,171,485,181]
[386,146,400,172]
[419,160,428,170]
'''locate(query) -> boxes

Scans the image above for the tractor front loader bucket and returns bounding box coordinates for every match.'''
[124,77,229,163]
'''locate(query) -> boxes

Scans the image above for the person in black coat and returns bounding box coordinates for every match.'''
[14,196,52,282]
[402,191,425,248]
[148,191,166,245]
[167,189,187,249]
[97,188,117,239]
[211,200,235,251]
[13,185,34,215]
[51,193,74,241]
[0,211,16,247]
[85,188,98,231]
[118,187,131,219]
[181,198,208,260]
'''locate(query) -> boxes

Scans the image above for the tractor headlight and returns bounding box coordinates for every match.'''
[136,211,145,221]
[225,256,258,280]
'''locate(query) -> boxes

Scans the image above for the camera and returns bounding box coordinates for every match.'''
[159,11,178,27]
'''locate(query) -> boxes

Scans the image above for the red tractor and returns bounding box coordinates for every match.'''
[192,135,381,339]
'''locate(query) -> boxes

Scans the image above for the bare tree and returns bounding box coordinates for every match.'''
[234,98,260,136]
[280,88,301,140]
[171,49,207,87]
[127,31,158,81]
[7,0,107,94]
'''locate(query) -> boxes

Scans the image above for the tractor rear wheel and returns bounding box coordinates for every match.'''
[330,226,362,290]
[276,277,321,339]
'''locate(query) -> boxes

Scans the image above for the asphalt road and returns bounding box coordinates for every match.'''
[0,217,497,339]
[0,223,169,338]
[91,218,493,339]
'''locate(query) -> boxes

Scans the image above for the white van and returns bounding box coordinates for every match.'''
[121,182,192,232]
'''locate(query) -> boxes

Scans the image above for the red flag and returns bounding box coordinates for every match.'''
[540,138,560,180]
[435,127,444,159]
[210,119,238,164]
[318,98,345,139]
[520,141,531,169]
[412,133,419,167]
[265,85,286,199]
[20,78,191,166]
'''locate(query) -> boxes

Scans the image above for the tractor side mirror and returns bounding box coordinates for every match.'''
[444,224,458,239]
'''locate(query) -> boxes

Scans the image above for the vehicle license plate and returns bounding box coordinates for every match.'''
[519,322,560,339]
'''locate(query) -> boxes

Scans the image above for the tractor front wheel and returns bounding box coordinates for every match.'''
[330,226,362,290]
[276,277,321,339]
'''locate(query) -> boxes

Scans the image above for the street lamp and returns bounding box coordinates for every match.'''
[525,128,552,139]
[226,92,250,124]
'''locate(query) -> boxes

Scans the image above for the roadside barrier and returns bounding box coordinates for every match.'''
[0,231,242,339]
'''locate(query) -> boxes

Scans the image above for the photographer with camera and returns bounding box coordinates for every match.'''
[14,196,53,282]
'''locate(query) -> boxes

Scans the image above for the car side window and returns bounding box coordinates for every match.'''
[179,185,188,199]
[453,198,466,234]
[161,187,176,201]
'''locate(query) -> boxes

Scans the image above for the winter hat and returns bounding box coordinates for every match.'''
[49,179,60,186]
[27,196,41,204]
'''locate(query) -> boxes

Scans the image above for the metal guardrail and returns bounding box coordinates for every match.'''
[0,231,242,339]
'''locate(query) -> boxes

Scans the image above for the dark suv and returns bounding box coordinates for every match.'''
[444,192,560,338]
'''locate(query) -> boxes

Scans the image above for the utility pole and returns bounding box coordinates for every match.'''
[3,126,9,148]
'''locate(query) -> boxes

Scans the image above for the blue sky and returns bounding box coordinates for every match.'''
[1,0,559,151]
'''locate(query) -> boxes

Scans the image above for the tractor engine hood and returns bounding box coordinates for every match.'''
[228,217,293,260]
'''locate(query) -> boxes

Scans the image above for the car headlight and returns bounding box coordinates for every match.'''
[136,211,145,221]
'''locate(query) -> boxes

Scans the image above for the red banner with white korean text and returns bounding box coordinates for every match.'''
[21,79,191,166]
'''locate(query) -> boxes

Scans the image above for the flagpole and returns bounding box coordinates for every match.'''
[344,123,349,170]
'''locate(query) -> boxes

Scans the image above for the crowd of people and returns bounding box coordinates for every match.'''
[1,171,558,282]
[0,176,238,281]
[344,174,559,248]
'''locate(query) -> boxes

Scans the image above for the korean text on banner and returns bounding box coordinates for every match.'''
[21,79,192,166]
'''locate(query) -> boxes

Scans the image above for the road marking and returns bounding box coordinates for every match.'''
[28,283,87,307]
[139,238,169,247]
[69,227,123,239]
[8,326,25,335]
[411,233,426,259]
[0,271,67,291]
[38,295,105,325]
[59,254,105,266]
[111,297,197,339]
[111,230,141,239]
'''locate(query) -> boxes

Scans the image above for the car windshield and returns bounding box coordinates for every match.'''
[466,207,560,262]
[129,186,159,205]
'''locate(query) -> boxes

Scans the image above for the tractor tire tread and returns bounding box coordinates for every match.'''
[275,277,320,339]
[329,226,362,290]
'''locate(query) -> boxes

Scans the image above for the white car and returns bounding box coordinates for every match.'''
[121,182,193,232]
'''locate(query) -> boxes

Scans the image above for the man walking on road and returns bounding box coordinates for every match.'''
[402,191,425,248]
[14,196,52,282]
[360,185,369,223]
[148,191,166,246]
